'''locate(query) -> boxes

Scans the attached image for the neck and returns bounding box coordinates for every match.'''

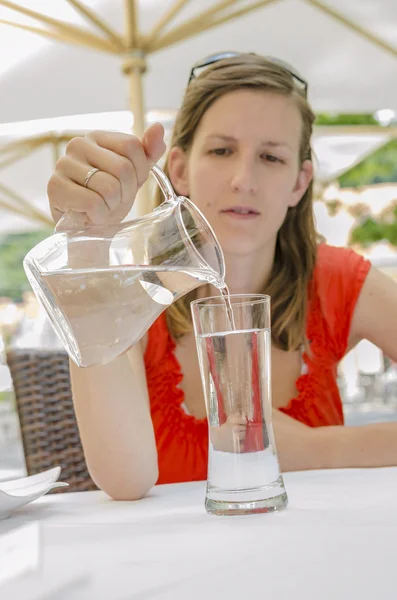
[197,240,277,300]
[223,239,276,295]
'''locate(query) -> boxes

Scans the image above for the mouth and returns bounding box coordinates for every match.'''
[220,207,260,219]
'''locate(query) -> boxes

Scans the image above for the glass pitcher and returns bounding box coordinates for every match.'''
[23,165,226,368]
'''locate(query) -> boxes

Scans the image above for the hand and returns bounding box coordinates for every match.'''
[47,122,166,226]
[210,412,247,453]
[271,408,315,471]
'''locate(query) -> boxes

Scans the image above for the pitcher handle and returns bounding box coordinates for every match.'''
[150,164,177,204]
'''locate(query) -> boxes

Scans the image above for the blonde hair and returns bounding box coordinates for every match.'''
[153,54,318,352]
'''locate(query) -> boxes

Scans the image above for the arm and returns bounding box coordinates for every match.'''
[70,339,159,500]
[274,266,397,472]
[273,409,397,471]
[347,265,397,361]
[46,126,167,500]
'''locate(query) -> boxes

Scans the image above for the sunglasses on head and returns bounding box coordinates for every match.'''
[187,51,308,97]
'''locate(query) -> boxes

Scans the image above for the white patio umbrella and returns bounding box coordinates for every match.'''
[0,0,397,222]
[1,0,397,122]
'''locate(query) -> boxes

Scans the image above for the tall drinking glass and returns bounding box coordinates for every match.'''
[191,294,288,516]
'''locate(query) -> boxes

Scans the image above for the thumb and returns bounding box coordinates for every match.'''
[55,210,88,233]
[142,122,166,165]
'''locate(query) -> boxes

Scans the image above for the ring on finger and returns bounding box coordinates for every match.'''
[84,167,100,188]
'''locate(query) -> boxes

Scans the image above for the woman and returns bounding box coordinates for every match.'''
[48,53,397,499]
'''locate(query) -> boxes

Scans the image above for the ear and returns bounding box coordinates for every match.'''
[289,160,313,207]
[167,146,190,196]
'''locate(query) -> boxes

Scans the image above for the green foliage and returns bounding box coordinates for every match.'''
[315,113,397,188]
[0,230,51,301]
[349,206,397,247]
[315,113,397,247]
[315,113,379,126]
[339,139,397,188]
[0,390,14,404]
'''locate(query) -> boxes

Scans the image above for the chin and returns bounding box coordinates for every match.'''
[218,236,263,257]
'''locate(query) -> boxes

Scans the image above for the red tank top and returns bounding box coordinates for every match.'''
[144,244,371,484]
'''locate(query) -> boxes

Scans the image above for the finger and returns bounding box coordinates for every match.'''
[233,426,246,436]
[234,425,247,433]
[141,122,167,165]
[228,413,246,426]
[89,125,167,188]
[87,131,150,191]
[48,173,111,225]
[51,205,66,226]
[67,136,139,205]
[55,210,88,233]
[57,156,121,213]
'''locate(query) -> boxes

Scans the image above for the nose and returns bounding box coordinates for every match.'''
[230,158,258,194]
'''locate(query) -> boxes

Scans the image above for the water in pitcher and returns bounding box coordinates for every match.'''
[40,264,227,367]
[196,326,287,509]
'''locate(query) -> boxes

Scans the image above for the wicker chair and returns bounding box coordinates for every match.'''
[6,348,97,492]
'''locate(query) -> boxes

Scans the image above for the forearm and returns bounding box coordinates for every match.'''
[272,409,319,472]
[70,347,158,500]
[273,409,397,472]
[312,422,397,470]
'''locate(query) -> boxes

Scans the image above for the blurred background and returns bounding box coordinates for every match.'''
[1,0,397,480]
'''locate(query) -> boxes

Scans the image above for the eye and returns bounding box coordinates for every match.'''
[262,153,283,163]
[209,148,232,156]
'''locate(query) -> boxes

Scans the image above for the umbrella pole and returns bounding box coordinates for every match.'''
[123,53,151,216]
[123,0,151,215]
[124,53,146,140]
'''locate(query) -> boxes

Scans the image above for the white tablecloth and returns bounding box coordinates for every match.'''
[1,467,397,600]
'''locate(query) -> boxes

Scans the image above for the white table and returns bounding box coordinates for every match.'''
[1,468,397,600]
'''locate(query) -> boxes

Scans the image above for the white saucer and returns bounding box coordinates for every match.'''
[0,467,68,520]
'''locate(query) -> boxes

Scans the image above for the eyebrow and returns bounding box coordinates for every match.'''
[204,134,293,150]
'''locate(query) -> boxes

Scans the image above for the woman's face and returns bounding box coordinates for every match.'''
[169,89,312,257]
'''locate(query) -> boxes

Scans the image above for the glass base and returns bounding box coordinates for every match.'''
[205,489,288,516]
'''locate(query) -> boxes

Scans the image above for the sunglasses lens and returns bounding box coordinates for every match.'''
[189,51,240,83]
[188,53,307,95]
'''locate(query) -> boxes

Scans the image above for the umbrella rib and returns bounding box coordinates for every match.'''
[148,0,280,53]
[0,195,47,222]
[0,148,39,171]
[0,183,53,225]
[145,0,191,47]
[0,19,118,54]
[51,137,61,164]
[65,0,125,51]
[0,135,77,226]
[305,0,397,59]
[144,0,241,51]
[0,134,76,155]
[124,0,139,48]
[0,136,45,156]
[0,198,53,226]
[0,195,44,221]
[314,125,397,136]
[0,1,119,53]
